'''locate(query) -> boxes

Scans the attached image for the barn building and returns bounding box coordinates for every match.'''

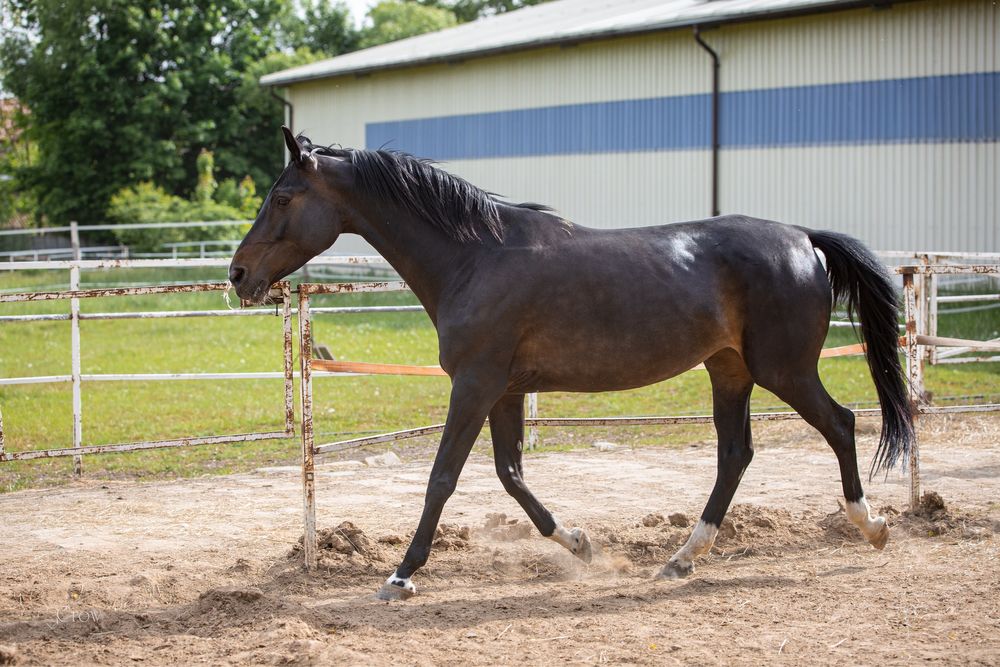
[262,0,998,254]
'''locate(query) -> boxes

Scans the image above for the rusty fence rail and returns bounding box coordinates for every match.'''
[295,263,1000,569]
[3,259,997,568]
[0,256,409,475]
[883,252,1000,366]
[0,281,296,468]
[0,254,405,474]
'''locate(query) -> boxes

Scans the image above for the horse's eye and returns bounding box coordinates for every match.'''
[275,196,291,207]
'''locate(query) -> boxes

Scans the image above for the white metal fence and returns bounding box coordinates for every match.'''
[2,252,998,569]
[0,254,394,472]
[0,280,295,471]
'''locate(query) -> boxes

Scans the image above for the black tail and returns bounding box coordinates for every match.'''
[807,230,915,477]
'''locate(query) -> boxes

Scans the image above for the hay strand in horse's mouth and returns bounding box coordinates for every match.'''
[223,281,235,310]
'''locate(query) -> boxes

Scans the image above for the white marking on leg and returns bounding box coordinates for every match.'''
[547,518,593,562]
[663,520,718,575]
[379,572,417,600]
[548,521,577,551]
[846,497,888,547]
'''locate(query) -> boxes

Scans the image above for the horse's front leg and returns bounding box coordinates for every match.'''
[376,372,506,601]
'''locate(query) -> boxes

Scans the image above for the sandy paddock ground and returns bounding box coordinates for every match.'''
[0,414,998,665]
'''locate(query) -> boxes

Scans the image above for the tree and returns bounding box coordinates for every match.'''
[0,0,550,230]
[218,47,325,192]
[108,149,258,252]
[418,0,551,23]
[0,0,302,227]
[278,1,358,54]
[0,97,36,228]
[361,1,458,48]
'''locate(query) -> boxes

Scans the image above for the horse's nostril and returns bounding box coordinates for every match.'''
[229,265,246,286]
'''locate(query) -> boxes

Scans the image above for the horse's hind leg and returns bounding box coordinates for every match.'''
[490,394,592,563]
[658,349,754,580]
[758,371,889,549]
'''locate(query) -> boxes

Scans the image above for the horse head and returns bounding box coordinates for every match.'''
[229,127,348,304]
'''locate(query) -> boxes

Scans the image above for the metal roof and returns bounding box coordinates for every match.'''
[261,0,876,86]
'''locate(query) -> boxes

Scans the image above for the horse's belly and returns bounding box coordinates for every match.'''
[507,332,717,393]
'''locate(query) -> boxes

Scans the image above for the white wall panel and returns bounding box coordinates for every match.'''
[721,142,998,251]
[447,151,712,228]
[712,0,998,90]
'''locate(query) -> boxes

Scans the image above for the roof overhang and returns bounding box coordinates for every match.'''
[261,0,900,87]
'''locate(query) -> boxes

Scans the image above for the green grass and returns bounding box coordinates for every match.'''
[1,267,998,492]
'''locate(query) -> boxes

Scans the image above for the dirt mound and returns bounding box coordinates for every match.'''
[231,639,365,666]
[713,504,807,556]
[899,491,994,539]
[480,513,533,542]
[592,520,684,566]
[640,512,690,528]
[196,586,265,613]
[284,521,400,581]
[433,523,472,550]
[0,644,18,665]
[486,546,585,582]
[911,490,947,518]
[292,521,385,562]
[817,504,871,543]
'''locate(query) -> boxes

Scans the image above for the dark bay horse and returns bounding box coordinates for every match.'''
[230,127,914,600]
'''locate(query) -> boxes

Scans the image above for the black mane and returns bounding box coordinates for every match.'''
[306,140,553,243]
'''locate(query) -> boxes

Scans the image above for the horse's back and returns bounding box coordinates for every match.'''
[459,214,832,393]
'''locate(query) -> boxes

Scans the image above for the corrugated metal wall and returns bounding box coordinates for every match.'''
[289,0,998,252]
[709,1,998,251]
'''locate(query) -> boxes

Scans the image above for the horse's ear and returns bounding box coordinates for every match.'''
[281,125,317,170]
[281,125,300,158]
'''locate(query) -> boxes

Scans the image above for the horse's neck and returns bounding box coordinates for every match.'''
[347,203,474,324]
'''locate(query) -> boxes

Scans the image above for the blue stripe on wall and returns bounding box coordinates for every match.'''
[365,72,999,159]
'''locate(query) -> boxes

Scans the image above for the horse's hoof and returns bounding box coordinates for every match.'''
[376,577,416,601]
[570,528,593,564]
[868,518,889,550]
[655,560,693,580]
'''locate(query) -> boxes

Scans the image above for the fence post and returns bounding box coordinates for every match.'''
[918,253,933,368]
[902,270,922,509]
[298,285,318,570]
[927,254,938,365]
[526,392,539,450]
[0,406,5,457]
[282,282,295,436]
[69,222,83,475]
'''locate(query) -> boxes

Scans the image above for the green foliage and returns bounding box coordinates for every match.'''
[224,47,327,190]
[0,0,552,231]
[214,178,241,210]
[0,0,322,227]
[106,182,189,250]
[278,1,358,54]
[0,100,37,228]
[361,1,459,48]
[213,175,260,218]
[238,175,260,217]
[194,149,218,204]
[107,149,256,252]
[107,181,251,252]
[419,0,551,23]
